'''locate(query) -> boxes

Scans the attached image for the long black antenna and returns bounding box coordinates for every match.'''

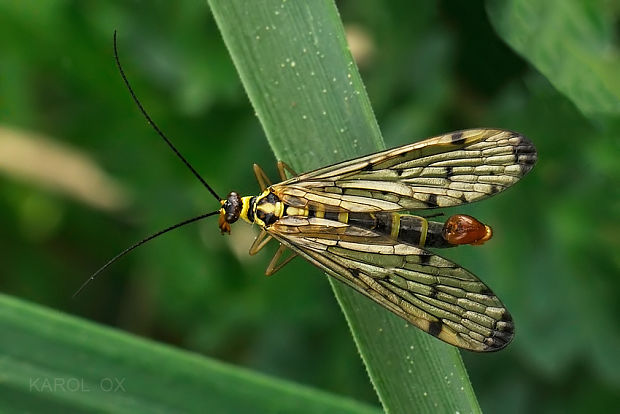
[113,30,221,202]
[73,210,221,298]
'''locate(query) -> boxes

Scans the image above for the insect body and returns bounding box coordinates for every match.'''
[217,129,536,352]
[78,33,537,353]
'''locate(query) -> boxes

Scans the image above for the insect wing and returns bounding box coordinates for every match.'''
[273,129,537,212]
[267,216,514,352]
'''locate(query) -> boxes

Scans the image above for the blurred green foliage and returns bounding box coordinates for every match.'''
[0,294,380,413]
[0,0,618,412]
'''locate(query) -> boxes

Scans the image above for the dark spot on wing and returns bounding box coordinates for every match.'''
[362,163,373,171]
[396,168,404,176]
[482,310,515,351]
[428,320,443,337]
[512,135,538,173]
[480,286,493,296]
[446,166,453,177]
[487,320,515,350]
[451,132,465,145]
[482,310,515,350]
[487,332,512,349]
[427,194,438,207]
[501,311,513,323]
[350,268,360,279]
[429,284,438,299]
[419,253,432,265]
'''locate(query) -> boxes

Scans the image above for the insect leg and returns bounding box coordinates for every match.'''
[253,164,272,191]
[276,161,298,181]
[265,244,298,276]
[249,229,273,255]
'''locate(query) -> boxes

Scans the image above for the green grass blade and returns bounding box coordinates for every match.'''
[207,1,481,412]
[486,0,620,119]
[0,294,380,414]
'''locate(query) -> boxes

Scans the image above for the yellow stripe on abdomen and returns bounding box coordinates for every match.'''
[419,216,428,247]
[390,213,401,239]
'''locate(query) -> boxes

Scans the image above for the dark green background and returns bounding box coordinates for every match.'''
[1,0,618,412]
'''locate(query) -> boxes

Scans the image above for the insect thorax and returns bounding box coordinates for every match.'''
[250,190,282,227]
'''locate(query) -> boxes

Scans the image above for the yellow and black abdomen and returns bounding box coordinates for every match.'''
[394,214,451,248]
[347,212,452,248]
[280,203,453,248]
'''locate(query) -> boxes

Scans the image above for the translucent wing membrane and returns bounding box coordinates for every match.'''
[273,129,536,212]
[268,216,514,352]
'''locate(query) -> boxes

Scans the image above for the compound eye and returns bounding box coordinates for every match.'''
[225,206,237,222]
[224,192,242,223]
